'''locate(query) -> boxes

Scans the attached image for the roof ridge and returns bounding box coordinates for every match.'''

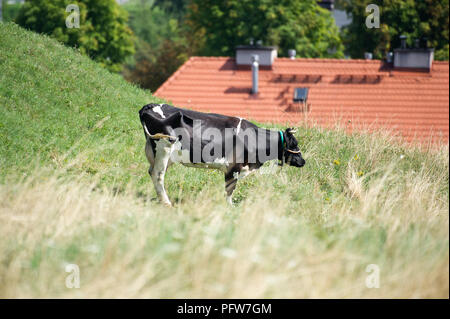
[190,56,232,60]
[433,61,450,65]
[176,56,449,66]
[275,57,383,63]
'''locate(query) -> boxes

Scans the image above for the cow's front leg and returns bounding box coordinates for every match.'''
[151,139,173,207]
[224,165,257,205]
[224,170,238,205]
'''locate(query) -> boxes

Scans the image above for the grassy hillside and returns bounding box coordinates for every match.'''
[0,23,448,298]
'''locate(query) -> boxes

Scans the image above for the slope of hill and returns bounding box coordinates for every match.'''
[0,22,163,185]
[0,23,448,298]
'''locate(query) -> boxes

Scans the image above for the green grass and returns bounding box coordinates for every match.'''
[0,23,448,298]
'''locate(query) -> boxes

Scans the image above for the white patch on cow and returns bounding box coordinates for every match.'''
[152,104,166,119]
[236,117,243,135]
[233,165,254,180]
[214,157,229,166]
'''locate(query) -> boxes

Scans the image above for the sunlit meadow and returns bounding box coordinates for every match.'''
[0,23,448,298]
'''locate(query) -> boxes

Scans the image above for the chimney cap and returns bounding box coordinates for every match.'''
[236,45,278,66]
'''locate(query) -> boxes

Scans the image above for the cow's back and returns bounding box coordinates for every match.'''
[140,103,258,131]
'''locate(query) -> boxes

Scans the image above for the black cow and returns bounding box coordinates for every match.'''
[139,103,305,206]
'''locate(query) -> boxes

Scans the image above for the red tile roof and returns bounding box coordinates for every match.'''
[155,56,449,145]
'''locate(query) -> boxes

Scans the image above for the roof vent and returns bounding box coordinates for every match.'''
[236,45,277,66]
[394,35,434,70]
[293,88,309,103]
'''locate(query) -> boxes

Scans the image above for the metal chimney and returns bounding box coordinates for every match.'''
[364,52,373,60]
[288,49,296,60]
[251,55,259,94]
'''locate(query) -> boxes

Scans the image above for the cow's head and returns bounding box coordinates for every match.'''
[283,128,306,168]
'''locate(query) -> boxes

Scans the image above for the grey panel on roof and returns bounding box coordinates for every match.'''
[293,88,309,103]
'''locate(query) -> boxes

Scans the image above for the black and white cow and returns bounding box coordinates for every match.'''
[139,103,305,206]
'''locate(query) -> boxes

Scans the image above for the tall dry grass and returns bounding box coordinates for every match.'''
[0,127,448,298]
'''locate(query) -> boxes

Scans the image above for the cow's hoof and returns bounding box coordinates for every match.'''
[163,201,173,208]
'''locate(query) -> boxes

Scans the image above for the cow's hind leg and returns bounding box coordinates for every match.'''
[151,139,173,207]
[145,139,155,174]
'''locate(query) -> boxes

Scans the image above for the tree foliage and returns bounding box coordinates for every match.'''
[1,0,23,22]
[154,0,186,19]
[124,0,183,52]
[338,0,449,60]
[16,0,135,72]
[124,39,187,92]
[186,0,344,58]
[122,0,189,91]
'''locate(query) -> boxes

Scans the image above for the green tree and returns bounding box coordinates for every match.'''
[338,0,449,60]
[122,0,189,91]
[154,0,186,19]
[1,0,23,22]
[123,0,183,53]
[186,0,344,58]
[124,39,188,92]
[16,0,135,72]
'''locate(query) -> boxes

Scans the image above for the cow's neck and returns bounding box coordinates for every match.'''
[277,131,284,162]
[256,129,284,165]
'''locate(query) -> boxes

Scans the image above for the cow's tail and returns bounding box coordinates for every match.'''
[141,119,152,138]
[139,107,181,141]
[139,106,152,139]
[139,114,178,141]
